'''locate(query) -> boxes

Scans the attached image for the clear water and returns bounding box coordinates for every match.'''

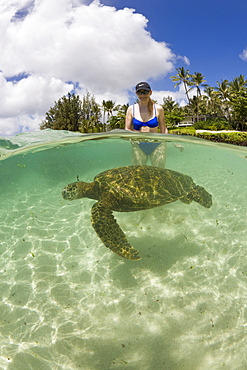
[0,129,247,370]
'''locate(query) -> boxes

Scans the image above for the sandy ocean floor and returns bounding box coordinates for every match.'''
[0,130,247,370]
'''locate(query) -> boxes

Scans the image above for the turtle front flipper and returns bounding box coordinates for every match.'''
[91,201,141,260]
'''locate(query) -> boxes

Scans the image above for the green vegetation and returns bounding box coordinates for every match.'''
[193,117,231,131]
[166,70,247,145]
[162,96,185,126]
[168,70,247,132]
[170,67,192,102]
[107,104,129,130]
[40,92,102,133]
[195,131,247,146]
[169,127,196,136]
[40,71,247,146]
[40,93,83,132]
[41,92,126,133]
[168,127,247,146]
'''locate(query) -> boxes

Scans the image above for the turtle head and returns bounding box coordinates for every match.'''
[188,185,212,208]
[62,182,82,200]
[62,181,98,201]
[62,181,89,200]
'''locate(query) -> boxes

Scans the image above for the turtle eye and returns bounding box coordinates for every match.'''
[62,187,69,199]
[62,183,78,200]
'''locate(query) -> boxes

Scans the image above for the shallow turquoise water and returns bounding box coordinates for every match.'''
[0,130,247,369]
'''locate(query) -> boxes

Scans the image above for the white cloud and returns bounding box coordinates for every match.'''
[0,116,43,137]
[0,73,73,118]
[0,0,179,136]
[176,55,190,66]
[0,72,73,136]
[152,84,193,107]
[239,48,247,61]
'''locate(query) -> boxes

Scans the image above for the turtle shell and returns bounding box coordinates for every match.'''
[94,165,196,212]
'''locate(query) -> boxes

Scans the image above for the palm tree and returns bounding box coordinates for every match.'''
[229,75,247,94]
[187,95,202,122]
[229,91,247,130]
[203,85,221,117]
[170,67,192,101]
[190,72,207,97]
[101,100,118,131]
[162,96,184,126]
[101,100,107,130]
[107,104,129,130]
[215,80,231,122]
[229,75,247,130]
[103,100,117,116]
[162,96,178,112]
[117,103,129,116]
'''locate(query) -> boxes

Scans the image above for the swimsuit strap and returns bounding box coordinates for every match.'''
[133,103,156,118]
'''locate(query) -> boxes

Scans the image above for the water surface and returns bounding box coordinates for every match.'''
[0,130,247,369]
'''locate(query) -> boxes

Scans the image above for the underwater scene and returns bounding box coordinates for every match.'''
[0,130,247,370]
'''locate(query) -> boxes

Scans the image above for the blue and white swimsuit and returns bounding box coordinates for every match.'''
[132,104,161,155]
[132,104,159,131]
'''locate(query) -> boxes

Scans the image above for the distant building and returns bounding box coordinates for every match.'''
[177,115,211,126]
[177,115,227,127]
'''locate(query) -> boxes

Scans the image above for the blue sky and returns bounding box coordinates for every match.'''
[0,0,247,136]
[104,0,247,90]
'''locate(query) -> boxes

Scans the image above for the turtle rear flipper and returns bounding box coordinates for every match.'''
[91,201,141,260]
[180,196,192,205]
[189,185,212,208]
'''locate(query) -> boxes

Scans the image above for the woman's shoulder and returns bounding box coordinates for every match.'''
[126,104,134,116]
[155,103,164,112]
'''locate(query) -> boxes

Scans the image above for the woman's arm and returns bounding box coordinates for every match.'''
[125,106,133,131]
[157,105,168,134]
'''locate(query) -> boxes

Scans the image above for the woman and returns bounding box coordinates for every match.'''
[125,82,168,168]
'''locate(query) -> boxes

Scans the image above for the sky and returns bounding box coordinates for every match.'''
[1,0,247,136]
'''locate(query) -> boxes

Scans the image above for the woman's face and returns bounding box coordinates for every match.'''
[136,90,152,103]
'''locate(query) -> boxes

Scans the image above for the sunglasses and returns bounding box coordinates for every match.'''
[136,90,150,95]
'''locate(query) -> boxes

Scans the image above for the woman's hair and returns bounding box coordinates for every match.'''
[148,98,154,115]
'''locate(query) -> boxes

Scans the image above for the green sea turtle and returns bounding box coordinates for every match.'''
[62,165,212,260]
